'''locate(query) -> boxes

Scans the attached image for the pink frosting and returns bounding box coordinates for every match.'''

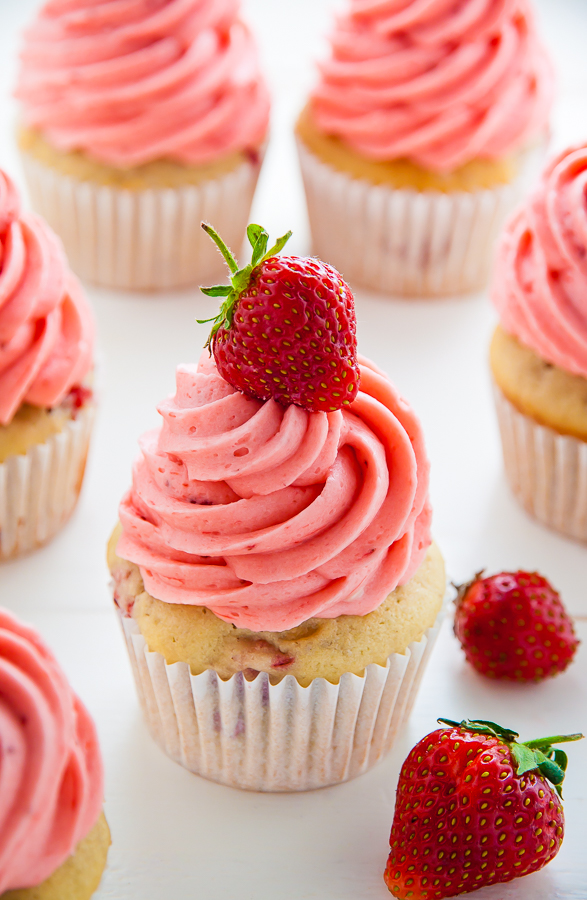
[310,0,553,172]
[16,0,270,168]
[0,609,103,893]
[0,170,94,427]
[492,144,587,379]
[117,353,432,632]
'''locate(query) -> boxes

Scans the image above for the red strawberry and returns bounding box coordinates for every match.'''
[384,719,583,900]
[454,571,578,682]
[199,223,360,412]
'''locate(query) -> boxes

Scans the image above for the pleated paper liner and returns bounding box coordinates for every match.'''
[0,403,94,560]
[118,604,444,792]
[297,141,543,297]
[20,152,262,291]
[494,384,587,543]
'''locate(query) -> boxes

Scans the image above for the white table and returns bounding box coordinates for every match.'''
[0,2,586,898]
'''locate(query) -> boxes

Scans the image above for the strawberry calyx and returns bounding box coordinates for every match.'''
[438,718,584,797]
[198,222,292,348]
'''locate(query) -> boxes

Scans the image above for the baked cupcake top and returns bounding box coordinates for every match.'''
[117,352,431,631]
[492,144,587,379]
[309,0,553,172]
[0,608,103,894]
[16,0,270,168]
[0,170,94,426]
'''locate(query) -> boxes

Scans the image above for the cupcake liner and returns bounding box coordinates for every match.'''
[297,141,543,297]
[0,404,94,560]
[493,384,587,543]
[19,152,262,291]
[117,604,444,792]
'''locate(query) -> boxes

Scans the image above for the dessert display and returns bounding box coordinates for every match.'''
[108,224,446,791]
[491,143,587,542]
[15,0,270,290]
[297,0,553,296]
[0,169,94,561]
[454,570,579,681]
[0,608,109,900]
[384,718,583,899]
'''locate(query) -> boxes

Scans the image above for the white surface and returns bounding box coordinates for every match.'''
[0,1,586,898]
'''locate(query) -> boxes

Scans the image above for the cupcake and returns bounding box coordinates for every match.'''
[15,0,270,291]
[0,608,109,899]
[491,143,587,543]
[0,170,95,561]
[108,224,446,791]
[297,0,553,297]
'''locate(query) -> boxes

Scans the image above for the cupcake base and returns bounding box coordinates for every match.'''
[0,402,94,560]
[118,606,444,792]
[19,150,263,291]
[297,140,543,297]
[494,385,587,543]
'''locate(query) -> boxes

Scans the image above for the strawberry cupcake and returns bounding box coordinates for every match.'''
[108,224,446,791]
[15,0,270,290]
[0,170,95,561]
[297,0,553,297]
[491,144,587,543]
[0,608,109,899]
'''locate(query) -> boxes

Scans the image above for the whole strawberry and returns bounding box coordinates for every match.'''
[199,223,360,412]
[454,571,578,682]
[384,719,583,899]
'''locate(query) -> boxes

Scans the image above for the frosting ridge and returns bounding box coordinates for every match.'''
[0,169,94,426]
[0,609,103,893]
[16,0,270,168]
[117,353,432,632]
[310,0,553,172]
[492,143,587,379]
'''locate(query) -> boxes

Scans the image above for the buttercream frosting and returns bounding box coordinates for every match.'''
[117,353,432,632]
[310,0,553,172]
[0,609,103,893]
[16,0,270,168]
[492,143,587,380]
[0,169,94,426]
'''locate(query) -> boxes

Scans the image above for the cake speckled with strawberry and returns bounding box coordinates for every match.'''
[109,225,445,790]
[384,719,583,898]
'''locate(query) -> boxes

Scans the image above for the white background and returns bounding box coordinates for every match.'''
[0,1,586,898]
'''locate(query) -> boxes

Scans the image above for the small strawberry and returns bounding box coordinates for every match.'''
[384,719,583,900]
[199,223,360,412]
[453,571,579,682]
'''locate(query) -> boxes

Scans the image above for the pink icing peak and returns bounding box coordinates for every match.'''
[16,0,270,168]
[117,353,432,632]
[0,609,103,893]
[310,0,553,172]
[0,169,94,426]
[492,143,587,379]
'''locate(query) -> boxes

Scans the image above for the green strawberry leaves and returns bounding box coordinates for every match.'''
[438,718,583,797]
[198,222,292,348]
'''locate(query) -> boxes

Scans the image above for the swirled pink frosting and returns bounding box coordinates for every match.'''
[117,353,432,632]
[492,144,587,378]
[0,170,94,426]
[310,0,553,172]
[16,0,270,168]
[0,609,103,893]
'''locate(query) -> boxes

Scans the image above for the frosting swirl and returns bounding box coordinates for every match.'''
[16,0,270,168]
[0,609,103,893]
[492,144,587,379]
[310,0,553,172]
[117,353,432,632]
[0,170,94,426]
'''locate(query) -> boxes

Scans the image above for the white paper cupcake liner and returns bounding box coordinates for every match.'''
[0,403,94,560]
[118,604,444,792]
[297,141,543,297]
[494,385,587,543]
[19,152,262,291]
